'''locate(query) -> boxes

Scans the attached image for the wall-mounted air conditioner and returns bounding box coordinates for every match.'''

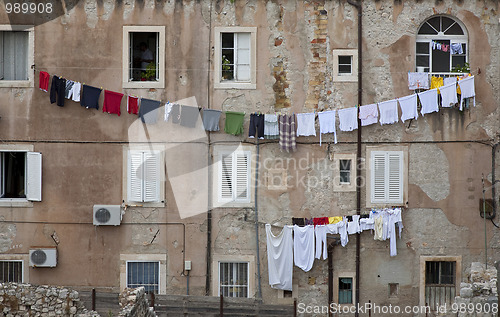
[93,205,122,226]
[29,248,57,267]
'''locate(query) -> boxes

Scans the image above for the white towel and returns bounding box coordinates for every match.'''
[440,83,458,108]
[443,77,457,86]
[378,100,399,125]
[266,224,293,291]
[318,110,337,145]
[164,102,173,121]
[359,103,379,126]
[264,114,279,137]
[338,107,358,132]
[418,88,439,116]
[293,225,315,272]
[408,72,429,90]
[458,76,475,110]
[398,94,418,122]
[296,113,316,137]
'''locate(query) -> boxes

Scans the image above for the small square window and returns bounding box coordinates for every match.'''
[339,159,351,184]
[283,290,293,298]
[388,283,399,298]
[338,56,352,75]
[219,262,249,298]
[338,277,353,304]
[0,260,23,283]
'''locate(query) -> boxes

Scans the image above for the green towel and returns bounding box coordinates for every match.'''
[224,111,245,135]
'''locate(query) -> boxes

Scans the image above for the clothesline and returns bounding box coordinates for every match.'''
[266,208,403,291]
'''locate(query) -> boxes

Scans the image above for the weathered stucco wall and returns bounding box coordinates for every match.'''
[0,0,498,311]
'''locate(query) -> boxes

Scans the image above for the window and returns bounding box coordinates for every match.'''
[388,283,399,298]
[425,261,456,311]
[0,260,23,283]
[122,26,165,89]
[371,151,403,205]
[219,262,249,298]
[218,151,251,203]
[0,25,34,88]
[416,15,468,74]
[126,261,160,294]
[332,49,357,82]
[338,277,353,304]
[333,153,356,192]
[126,150,163,204]
[214,27,256,89]
[0,150,42,204]
[339,159,351,184]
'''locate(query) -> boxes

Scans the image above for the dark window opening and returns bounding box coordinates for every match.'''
[127,261,160,294]
[1,152,26,199]
[338,277,353,304]
[338,56,352,74]
[425,261,456,311]
[389,283,399,297]
[221,33,235,81]
[283,290,293,298]
[129,32,159,82]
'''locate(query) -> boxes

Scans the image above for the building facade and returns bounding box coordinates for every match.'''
[0,0,499,314]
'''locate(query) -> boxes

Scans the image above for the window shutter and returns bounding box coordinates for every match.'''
[26,152,42,201]
[143,151,160,202]
[235,153,250,202]
[128,151,144,202]
[220,154,233,201]
[0,32,4,80]
[388,152,403,203]
[236,33,251,81]
[371,152,387,203]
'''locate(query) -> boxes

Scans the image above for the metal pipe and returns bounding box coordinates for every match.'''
[346,1,363,316]
[205,0,214,296]
[186,270,190,295]
[220,294,224,316]
[91,288,96,311]
[328,238,340,317]
[482,174,488,269]
[254,138,262,299]
[492,143,498,220]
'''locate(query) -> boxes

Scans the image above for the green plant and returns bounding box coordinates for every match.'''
[451,62,470,74]
[141,62,157,81]
[221,55,233,80]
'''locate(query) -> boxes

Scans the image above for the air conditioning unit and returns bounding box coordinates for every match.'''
[93,205,122,226]
[29,248,57,267]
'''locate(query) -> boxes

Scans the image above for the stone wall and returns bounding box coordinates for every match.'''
[118,287,156,317]
[0,283,98,317]
[454,262,498,317]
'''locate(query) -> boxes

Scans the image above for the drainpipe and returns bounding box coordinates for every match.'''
[346,1,362,316]
[328,238,341,317]
[205,0,213,296]
[254,139,262,299]
[492,143,498,220]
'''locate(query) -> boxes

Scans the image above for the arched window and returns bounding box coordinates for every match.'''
[416,15,468,74]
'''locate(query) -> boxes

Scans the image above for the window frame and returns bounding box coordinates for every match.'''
[122,146,165,207]
[218,261,249,298]
[211,255,255,298]
[0,144,41,207]
[122,26,165,89]
[366,146,408,207]
[419,256,461,311]
[333,153,356,192]
[332,49,358,82]
[334,272,356,307]
[126,261,160,294]
[214,27,257,90]
[415,15,468,75]
[120,254,167,295]
[0,25,34,88]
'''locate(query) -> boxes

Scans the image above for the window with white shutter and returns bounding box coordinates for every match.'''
[127,150,162,203]
[0,25,33,88]
[370,151,403,204]
[218,151,251,203]
[214,27,257,89]
[0,151,42,202]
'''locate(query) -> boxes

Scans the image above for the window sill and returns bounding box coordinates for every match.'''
[214,82,256,90]
[122,80,164,89]
[123,201,165,208]
[215,200,253,208]
[332,75,357,82]
[0,80,34,88]
[0,200,33,208]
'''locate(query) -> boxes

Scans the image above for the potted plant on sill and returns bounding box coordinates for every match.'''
[141,62,157,81]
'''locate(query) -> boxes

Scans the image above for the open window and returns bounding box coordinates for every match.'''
[0,150,42,204]
[416,15,468,74]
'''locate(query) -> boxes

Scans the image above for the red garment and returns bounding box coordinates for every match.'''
[103,90,123,116]
[127,95,139,115]
[39,71,50,92]
[313,217,329,226]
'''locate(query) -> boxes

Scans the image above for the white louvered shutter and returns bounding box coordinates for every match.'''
[387,152,403,203]
[235,153,250,202]
[236,33,251,81]
[143,151,161,202]
[128,151,144,202]
[26,152,42,201]
[371,152,387,204]
[220,154,233,201]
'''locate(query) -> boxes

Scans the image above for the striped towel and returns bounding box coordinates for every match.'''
[279,114,297,153]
